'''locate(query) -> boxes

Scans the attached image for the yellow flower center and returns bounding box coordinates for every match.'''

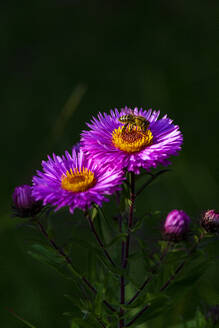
[61,167,96,193]
[112,125,153,153]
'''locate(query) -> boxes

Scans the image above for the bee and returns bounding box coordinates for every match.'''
[118,110,150,133]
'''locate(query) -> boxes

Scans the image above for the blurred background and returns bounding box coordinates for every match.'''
[1,0,219,327]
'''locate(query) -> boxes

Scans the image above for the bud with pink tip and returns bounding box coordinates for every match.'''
[201,209,219,233]
[12,184,42,218]
[163,209,190,242]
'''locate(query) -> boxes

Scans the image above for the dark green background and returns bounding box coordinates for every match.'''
[1,1,219,327]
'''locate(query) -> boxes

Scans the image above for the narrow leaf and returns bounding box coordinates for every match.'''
[7,308,37,328]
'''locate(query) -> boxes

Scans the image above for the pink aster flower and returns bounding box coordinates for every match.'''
[81,107,183,174]
[32,147,124,214]
[163,209,190,242]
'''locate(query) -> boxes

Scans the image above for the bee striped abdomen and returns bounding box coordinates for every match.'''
[119,114,150,133]
[119,115,134,123]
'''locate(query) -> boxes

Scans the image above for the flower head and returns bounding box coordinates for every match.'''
[201,209,219,233]
[163,209,190,242]
[32,147,124,214]
[81,107,183,173]
[12,184,42,218]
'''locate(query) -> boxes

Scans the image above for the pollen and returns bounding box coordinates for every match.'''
[61,167,96,193]
[112,125,153,153]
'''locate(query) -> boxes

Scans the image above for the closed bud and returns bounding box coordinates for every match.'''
[206,305,219,324]
[201,209,219,233]
[163,209,190,242]
[12,185,42,218]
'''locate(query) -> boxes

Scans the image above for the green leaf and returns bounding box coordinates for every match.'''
[94,204,116,234]
[91,207,98,221]
[158,240,169,253]
[64,294,89,315]
[124,292,168,311]
[71,238,118,276]
[130,215,146,233]
[128,295,170,326]
[64,293,83,306]
[128,251,142,262]
[93,282,105,316]
[64,295,103,327]
[71,322,80,328]
[127,199,132,207]
[28,244,81,280]
[105,233,128,249]
[171,309,208,328]
[166,260,209,297]
[29,243,64,263]
[96,251,119,276]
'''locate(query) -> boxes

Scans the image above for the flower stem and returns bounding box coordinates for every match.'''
[120,172,135,327]
[127,277,151,306]
[37,221,72,266]
[125,304,150,327]
[36,220,116,314]
[128,243,170,305]
[136,169,170,197]
[119,215,125,328]
[124,172,135,268]
[86,212,116,267]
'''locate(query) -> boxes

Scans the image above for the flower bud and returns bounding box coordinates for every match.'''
[163,209,190,242]
[206,305,219,324]
[201,209,219,233]
[12,184,42,218]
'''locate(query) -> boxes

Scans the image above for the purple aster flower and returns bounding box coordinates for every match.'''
[12,184,42,218]
[201,209,219,233]
[81,107,183,174]
[163,209,190,242]
[32,147,124,214]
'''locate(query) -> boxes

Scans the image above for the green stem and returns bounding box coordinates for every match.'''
[86,212,116,267]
